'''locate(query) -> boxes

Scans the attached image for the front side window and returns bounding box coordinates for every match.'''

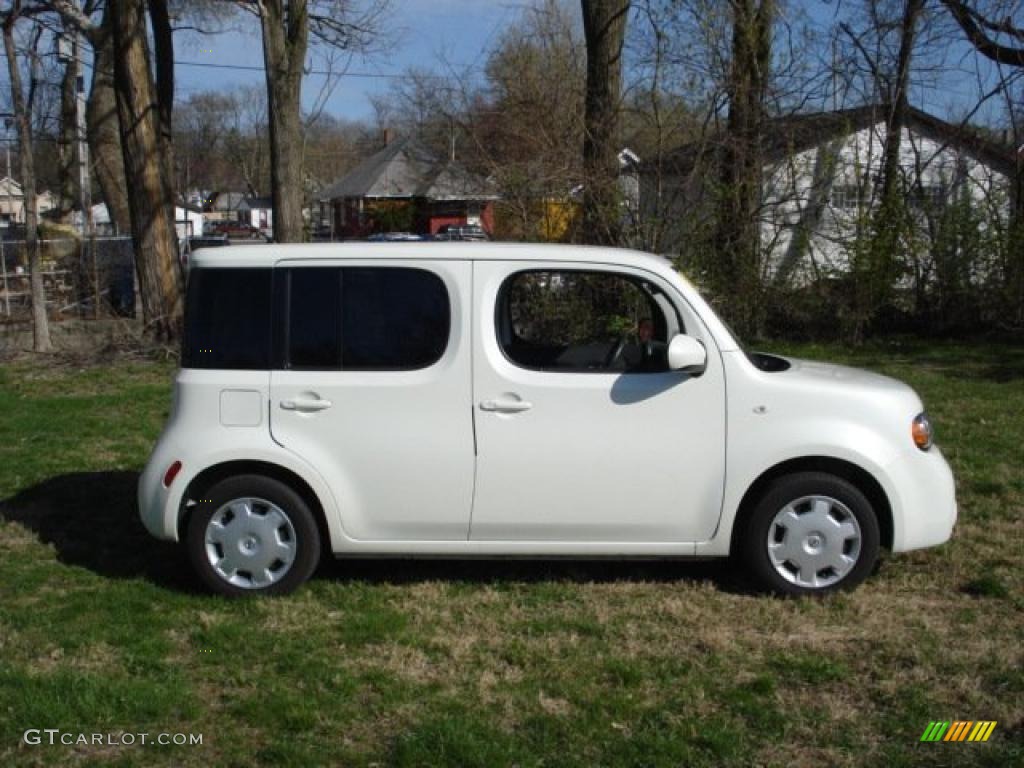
[497,270,683,373]
[285,266,450,370]
[183,268,272,370]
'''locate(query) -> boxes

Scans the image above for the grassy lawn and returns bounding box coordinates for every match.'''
[0,340,1021,767]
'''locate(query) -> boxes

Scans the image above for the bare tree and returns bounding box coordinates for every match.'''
[580,0,630,245]
[939,0,1024,326]
[714,0,775,337]
[108,0,182,339]
[234,0,391,242]
[55,16,77,221]
[940,0,1024,66]
[2,2,52,352]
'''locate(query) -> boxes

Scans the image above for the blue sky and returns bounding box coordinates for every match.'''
[175,1,517,121]
[174,1,1016,127]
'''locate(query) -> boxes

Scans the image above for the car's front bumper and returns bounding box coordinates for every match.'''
[886,445,957,552]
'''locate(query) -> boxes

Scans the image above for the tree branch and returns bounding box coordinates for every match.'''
[940,0,1024,67]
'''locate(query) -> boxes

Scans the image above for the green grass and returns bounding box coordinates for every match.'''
[0,340,1021,767]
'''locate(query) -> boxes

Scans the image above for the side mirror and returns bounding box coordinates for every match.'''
[667,334,707,374]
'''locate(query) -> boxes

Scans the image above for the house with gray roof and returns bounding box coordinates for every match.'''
[316,137,498,239]
[642,104,1017,283]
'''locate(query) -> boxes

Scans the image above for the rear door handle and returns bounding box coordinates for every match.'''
[280,397,332,413]
[479,398,533,413]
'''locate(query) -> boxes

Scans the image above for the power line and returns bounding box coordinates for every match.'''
[174,59,477,81]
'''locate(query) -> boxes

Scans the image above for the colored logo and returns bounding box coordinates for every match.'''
[920,721,997,742]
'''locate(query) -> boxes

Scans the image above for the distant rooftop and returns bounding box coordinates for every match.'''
[318,137,498,202]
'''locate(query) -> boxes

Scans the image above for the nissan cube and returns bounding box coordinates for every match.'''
[139,243,957,597]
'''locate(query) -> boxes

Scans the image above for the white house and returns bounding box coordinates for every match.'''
[73,202,205,239]
[175,203,205,239]
[239,196,273,234]
[643,105,1016,283]
[0,177,57,228]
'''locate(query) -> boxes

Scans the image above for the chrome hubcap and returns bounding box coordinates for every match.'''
[205,497,297,589]
[767,495,862,589]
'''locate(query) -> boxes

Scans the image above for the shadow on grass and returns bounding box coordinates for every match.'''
[321,556,750,593]
[0,471,197,592]
[0,471,753,596]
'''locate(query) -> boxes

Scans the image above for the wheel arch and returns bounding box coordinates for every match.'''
[179,460,332,557]
[729,456,894,554]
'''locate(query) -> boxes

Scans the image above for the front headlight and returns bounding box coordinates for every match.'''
[912,412,933,451]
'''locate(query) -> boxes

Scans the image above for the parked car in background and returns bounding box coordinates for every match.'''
[188,235,230,250]
[207,220,267,240]
[435,224,489,241]
[140,243,956,597]
[366,232,427,242]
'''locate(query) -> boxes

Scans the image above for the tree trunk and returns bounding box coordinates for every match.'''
[3,17,52,353]
[109,0,182,340]
[878,0,924,205]
[580,0,630,246]
[87,6,131,234]
[858,0,923,341]
[714,0,774,338]
[148,0,176,201]
[57,32,78,222]
[259,0,308,243]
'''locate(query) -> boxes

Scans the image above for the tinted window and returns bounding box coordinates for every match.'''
[498,270,680,373]
[288,269,343,368]
[342,268,450,369]
[183,268,271,369]
[285,267,450,370]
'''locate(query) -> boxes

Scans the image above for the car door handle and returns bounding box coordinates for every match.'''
[479,398,533,413]
[280,397,332,412]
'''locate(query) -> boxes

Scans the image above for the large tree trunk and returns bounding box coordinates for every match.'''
[714,0,774,338]
[57,32,78,222]
[87,6,131,234]
[148,0,176,200]
[580,0,629,246]
[3,17,52,352]
[109,0,182,340]
[259,0,308,243]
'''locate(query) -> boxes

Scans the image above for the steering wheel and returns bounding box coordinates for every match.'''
[603,335,629,369]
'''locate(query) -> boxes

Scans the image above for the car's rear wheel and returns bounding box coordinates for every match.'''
[186,475,320,597]
[739,472,880,596]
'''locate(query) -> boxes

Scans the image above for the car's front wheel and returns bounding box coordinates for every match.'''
[739,472,880,596]
[186,475,321,597]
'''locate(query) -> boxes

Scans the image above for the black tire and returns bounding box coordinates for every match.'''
[738,472,880,596]
[186,474,321,597]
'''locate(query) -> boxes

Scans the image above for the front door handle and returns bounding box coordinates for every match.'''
[280,397,332,413]
[480,397,533,413]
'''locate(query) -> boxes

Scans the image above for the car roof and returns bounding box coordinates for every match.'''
[190,241,674,273]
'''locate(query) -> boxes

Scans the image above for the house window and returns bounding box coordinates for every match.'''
[830,184,866,210]
[910,183,947,211]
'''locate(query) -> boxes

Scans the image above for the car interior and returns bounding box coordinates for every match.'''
[497,270,685,373]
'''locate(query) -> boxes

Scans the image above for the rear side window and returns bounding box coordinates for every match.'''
[285,267,450,370]
[183,268,272,369]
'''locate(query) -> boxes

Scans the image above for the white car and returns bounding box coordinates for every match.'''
[139,243,956,597]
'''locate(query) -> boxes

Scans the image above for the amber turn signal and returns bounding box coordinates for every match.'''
[912,413,933,451]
